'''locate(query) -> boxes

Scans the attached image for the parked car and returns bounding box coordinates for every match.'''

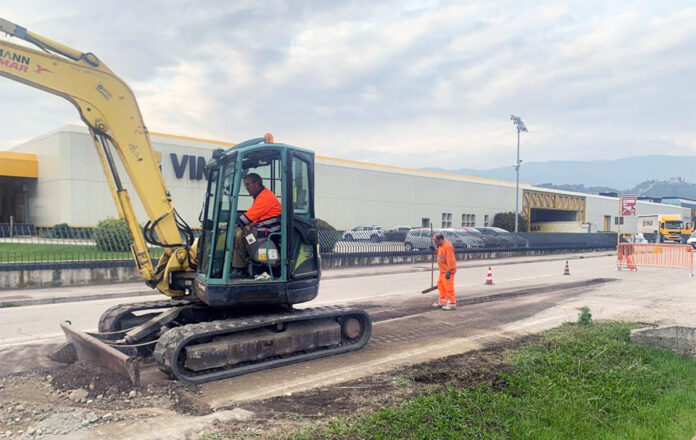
[687,232,696,249]
[342,225,385,242]
[444,229,485,249]
[404,227,434,251]
[459,227,502,248]
[635,232,648,244]
[404,228,475,251]
[384,226,411,242]
[477,227,529,248]
[440,229,474,250]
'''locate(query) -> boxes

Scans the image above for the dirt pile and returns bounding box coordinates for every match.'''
[51,360,133,397]
[0,355,211,439]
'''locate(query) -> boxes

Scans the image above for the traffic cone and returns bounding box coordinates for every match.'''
[485,267,494,285]
[563,260,571,275]
[626,255,637,271]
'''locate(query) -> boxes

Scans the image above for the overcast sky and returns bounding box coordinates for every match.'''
[1,1,694,170]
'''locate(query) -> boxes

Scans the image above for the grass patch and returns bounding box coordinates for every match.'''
[296,322,696,440]
[0,243,162,263]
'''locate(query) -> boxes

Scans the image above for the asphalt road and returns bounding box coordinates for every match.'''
[0,254,615,348]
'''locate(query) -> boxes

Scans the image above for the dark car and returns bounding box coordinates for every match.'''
[404,228,468,251]
[443,229,485,248]
[477,227,529,248]
[460,227,503,248]
[384,226,411,242]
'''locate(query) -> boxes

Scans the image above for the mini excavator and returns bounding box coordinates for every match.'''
[0,18,371,384]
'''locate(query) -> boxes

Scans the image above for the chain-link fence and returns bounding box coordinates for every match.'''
[0,223,164,264]
[0,223,617,266]
[317,227,617,258]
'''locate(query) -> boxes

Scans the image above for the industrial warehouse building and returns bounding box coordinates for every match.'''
[0,125,688,233]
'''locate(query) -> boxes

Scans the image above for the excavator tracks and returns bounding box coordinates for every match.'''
[98,298,199,334]
[153,306,372,384]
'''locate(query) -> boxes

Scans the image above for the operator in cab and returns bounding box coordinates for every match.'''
[231,173,282,278]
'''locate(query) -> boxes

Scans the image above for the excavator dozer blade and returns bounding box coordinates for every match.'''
[60,321,140,386]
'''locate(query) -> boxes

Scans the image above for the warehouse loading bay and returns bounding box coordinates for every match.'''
[0,249,694,439]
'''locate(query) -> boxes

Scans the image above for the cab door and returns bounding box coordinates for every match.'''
[287,150,319,280]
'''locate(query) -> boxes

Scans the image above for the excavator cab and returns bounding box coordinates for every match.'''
[195,135,321,307]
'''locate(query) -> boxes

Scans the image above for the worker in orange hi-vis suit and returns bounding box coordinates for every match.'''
[231,172,282,278]
[432,232,457,310]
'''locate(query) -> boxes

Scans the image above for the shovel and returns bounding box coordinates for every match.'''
[421,237,437,294]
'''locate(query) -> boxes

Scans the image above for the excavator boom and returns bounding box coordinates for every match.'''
[0,17,195,296]
[0,17,201,379]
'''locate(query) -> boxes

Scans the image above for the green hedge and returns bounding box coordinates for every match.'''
[94,218,133,252]
[316,218,341,253]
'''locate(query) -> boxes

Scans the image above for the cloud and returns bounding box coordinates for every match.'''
[0,0,694,174]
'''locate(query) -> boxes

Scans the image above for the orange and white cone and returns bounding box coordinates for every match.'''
[485,267,494,285]
[563,260,571,275]
[626,255,637,271]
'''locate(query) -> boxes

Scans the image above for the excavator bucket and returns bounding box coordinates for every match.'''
[60,321,140,386]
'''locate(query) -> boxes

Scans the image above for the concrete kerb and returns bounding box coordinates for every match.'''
[0,251,614,308]
[0,289,156,308]
[630,326,696,357]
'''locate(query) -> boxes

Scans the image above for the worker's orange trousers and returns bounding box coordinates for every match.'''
[437,272,456,305]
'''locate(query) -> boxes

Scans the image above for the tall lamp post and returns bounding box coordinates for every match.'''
[510,115,527,233]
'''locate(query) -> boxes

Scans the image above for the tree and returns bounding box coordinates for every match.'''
[492,212,529,232]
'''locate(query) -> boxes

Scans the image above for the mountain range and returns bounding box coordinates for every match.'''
[425,155,696,195]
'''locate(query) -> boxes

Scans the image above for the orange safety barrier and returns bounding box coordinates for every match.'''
[617,243,694,275]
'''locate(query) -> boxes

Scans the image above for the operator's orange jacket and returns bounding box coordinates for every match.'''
[236,187,282,235]
[437,240,457,274]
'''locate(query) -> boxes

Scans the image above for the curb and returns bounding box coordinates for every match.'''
[0,290,157,308]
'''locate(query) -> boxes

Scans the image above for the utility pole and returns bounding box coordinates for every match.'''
[510,115,527,233]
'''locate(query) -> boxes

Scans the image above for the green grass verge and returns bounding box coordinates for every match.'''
[296,322,696,440]
[0,243,162,263]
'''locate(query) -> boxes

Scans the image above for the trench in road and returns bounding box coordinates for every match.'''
[203,277,617,407]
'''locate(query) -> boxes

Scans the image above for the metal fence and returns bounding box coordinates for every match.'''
[0,223,617,267]
[0,223,164,264]
[318,229,618,258]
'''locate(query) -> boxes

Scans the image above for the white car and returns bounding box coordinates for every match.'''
[687,232,696,249]
[634,233,648,244]
[342,225,385,242]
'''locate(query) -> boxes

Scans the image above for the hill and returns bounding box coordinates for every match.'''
[538,178,696,199]
[426,155,696,190]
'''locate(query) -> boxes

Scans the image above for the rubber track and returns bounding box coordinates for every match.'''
[98,299,199,334]
[153,305,372,384]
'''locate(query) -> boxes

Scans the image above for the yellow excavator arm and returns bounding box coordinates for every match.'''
[0,18,195,296]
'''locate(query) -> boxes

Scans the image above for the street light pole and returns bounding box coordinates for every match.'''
[510,115,527,233]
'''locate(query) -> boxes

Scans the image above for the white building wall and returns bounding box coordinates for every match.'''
[10,126,225,226]
[315,157,525,230]
[10,129,70,225]
[8,125,689,233]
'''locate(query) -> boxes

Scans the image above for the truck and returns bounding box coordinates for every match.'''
[0,17,371,384]
[637,214,694,244]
